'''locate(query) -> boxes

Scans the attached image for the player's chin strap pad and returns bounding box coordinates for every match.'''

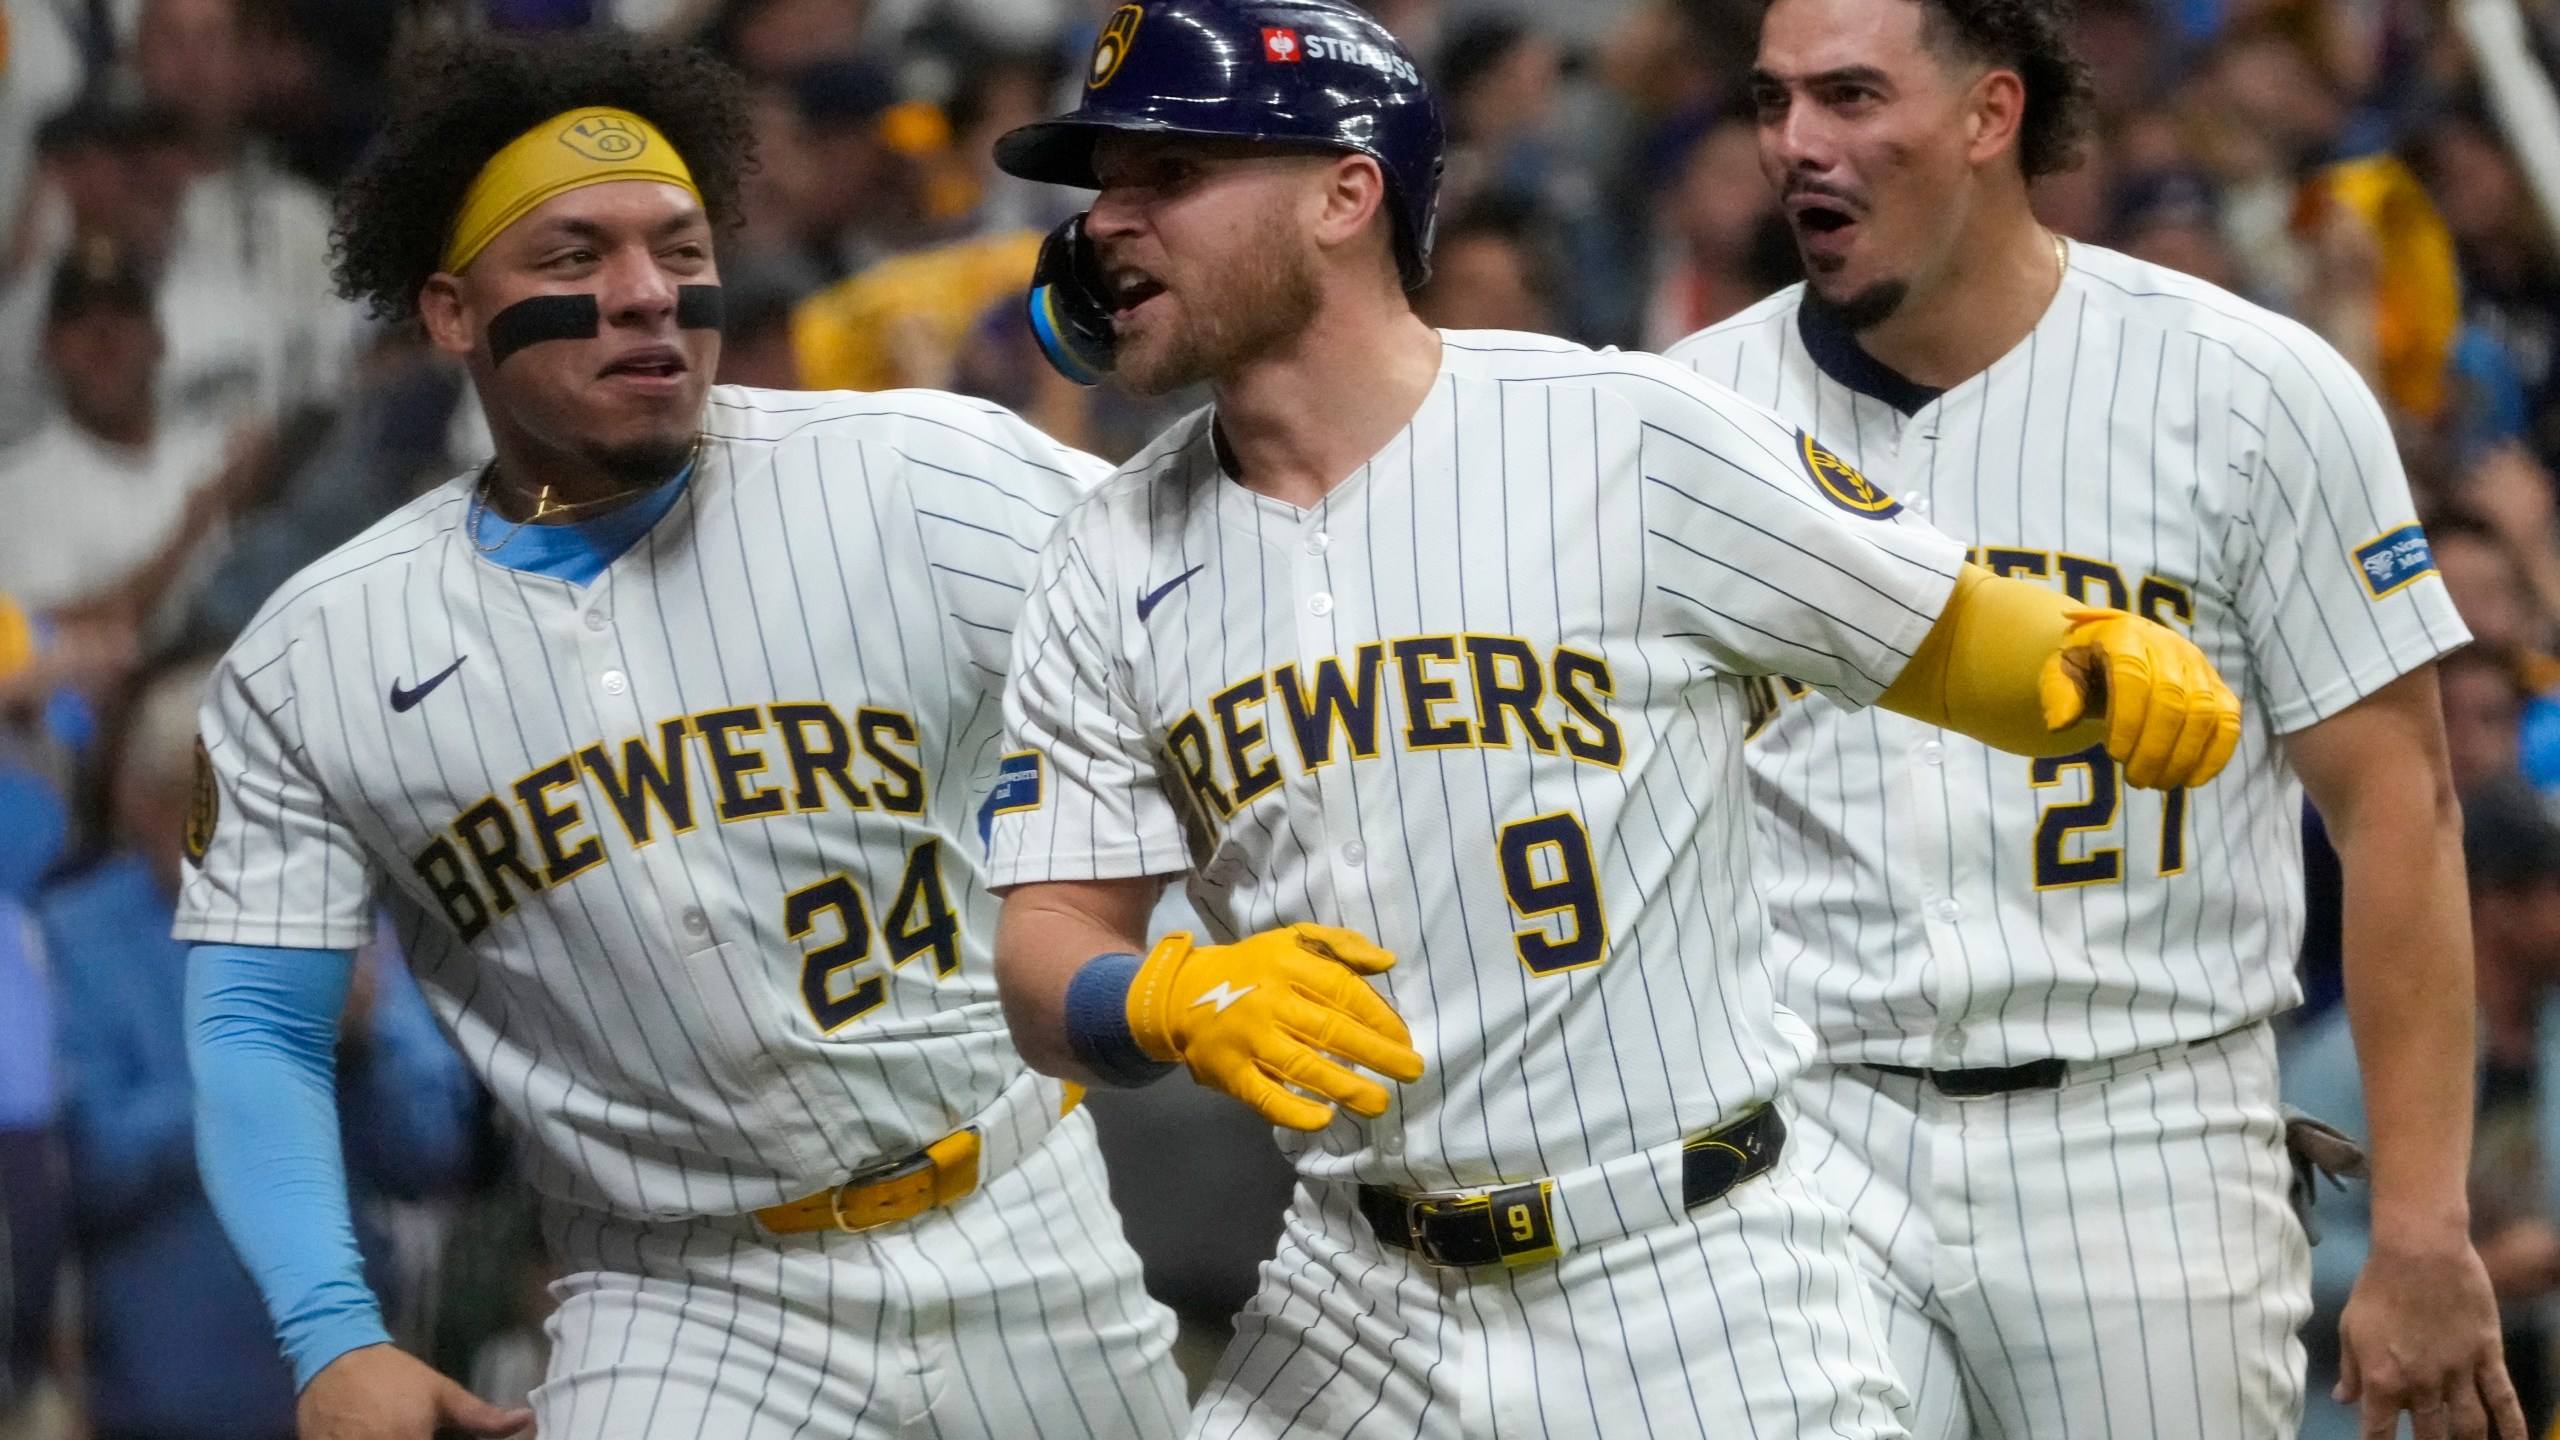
[485,284,726,367]
[1025,213,1117,386]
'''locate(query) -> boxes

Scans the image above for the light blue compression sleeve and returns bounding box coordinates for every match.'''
[184,942,391,1389]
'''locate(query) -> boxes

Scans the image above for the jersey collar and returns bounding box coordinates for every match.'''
[1795,298,1944,418]
[468,459,695,587]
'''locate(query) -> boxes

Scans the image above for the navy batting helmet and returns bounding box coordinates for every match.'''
[997,0,1443,384]
[997,0,1442,281]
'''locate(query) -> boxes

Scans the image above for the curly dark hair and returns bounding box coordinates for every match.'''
[333,32,754,321]
[1914,0,2094,178]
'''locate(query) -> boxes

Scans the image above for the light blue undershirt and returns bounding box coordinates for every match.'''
[186,462,695,1386]
[465,459,693,585]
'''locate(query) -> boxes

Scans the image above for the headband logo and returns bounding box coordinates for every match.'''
[1263,28,1301,62]
[1798,431,1901,518]
[1090,5,1142,88]
[559,113,648,163]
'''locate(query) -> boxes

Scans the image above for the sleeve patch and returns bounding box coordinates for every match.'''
[1798,431,1902,518]
[2353,524,2438,599]
[185,737,218,866]
[977,752,1044,847]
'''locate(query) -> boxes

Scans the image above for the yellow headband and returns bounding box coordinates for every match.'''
[442,106,701,275]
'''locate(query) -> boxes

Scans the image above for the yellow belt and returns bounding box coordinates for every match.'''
[755,1084,1083,1235]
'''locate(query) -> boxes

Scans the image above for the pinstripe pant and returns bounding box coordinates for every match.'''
[532,1109,1187,1440]
[1790,1023,2310,1440]
[1185,1151,1911,1439]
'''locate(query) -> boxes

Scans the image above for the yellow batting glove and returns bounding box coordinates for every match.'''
[1126,924,1425,1132]
[2039,608,2244,790]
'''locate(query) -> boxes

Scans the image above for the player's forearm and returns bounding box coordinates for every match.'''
[992,878,1162,1084]
[184,943,396,1390]
[2328,765,2478,1244]
[2291,671,2479,1245]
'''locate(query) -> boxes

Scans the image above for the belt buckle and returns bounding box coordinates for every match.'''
[827,1152,936,1233]
[1408,1180,1561,1268]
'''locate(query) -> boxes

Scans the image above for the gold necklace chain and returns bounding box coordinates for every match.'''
[467,437,703,554]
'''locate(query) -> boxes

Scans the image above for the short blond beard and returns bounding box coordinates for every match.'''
[1116,206,1326,396]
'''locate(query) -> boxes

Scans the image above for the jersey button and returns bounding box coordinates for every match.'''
[1931,896,1962,923]
[1905,494,1931,517]
[1305,531,1330,557]
[601,670,629,695]
[1340,841,1366,866]
[681,907,708,936]
[585,609,608,632]
[1919,741,1945,766]
[1309,593,1334,617]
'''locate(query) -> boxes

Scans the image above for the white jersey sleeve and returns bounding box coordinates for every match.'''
[183,632,377,950]
[988,456,1195,886]
[2233,329,2466,733]
[1630,361,1966,705]
[879,391,1114,696]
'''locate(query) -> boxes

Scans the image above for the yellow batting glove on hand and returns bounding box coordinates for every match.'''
[2039,608,2244,790]
[1126,924,1426,1132]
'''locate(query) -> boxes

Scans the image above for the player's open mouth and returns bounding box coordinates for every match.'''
[600,346,689,384]
[1107,267,1167,316]
[1785,195,1862,268]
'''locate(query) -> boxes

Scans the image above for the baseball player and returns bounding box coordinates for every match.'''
[979,3,2240,1436]
[1665,0,2519,1436]
[177,33,1184,1440]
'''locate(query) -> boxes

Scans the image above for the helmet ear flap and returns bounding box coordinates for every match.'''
[1026,213,1119,385]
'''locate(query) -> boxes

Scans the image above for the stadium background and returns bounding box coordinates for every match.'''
[2,0,2559,1436]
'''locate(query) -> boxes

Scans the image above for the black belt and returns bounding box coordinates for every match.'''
[1869,1057,2071,1097]
[1357,1106,1786,1268]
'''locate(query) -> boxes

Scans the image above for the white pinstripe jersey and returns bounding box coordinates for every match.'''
[1666,244,2468,1068]
[175,385,1105,1219]
[988,331,1968,1192]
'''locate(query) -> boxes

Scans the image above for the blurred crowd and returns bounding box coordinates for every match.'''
[5,0,2560,1435]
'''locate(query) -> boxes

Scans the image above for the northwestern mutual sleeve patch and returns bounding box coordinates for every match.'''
[2354,524,2438,599]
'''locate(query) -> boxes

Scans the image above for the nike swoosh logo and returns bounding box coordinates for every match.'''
[389,656,468,713]
[1136,564,1206,622]
[1193,981,1255,1013]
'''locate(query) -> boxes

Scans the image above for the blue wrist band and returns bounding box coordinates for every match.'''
[1064,952,1176,1088]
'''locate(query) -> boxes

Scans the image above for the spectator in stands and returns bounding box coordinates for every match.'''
[2109,167,2239,289]
[179,328,469,649]
[779,58,930,280]
[132,0,358,421]
[0,900,64,1438]
[702,0,868,79]
[2444,646,2529,795]
[2415,108,2560,466]
[41,659,480,1440]
[0,596,66,1439]
[0,246,271,636]
[0,98,190,447]
[1415,196,1565,335]
[1640,105,1796,349]
[1438,18,1568,211]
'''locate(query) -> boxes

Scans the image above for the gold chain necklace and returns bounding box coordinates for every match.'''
[467,437,703,554]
